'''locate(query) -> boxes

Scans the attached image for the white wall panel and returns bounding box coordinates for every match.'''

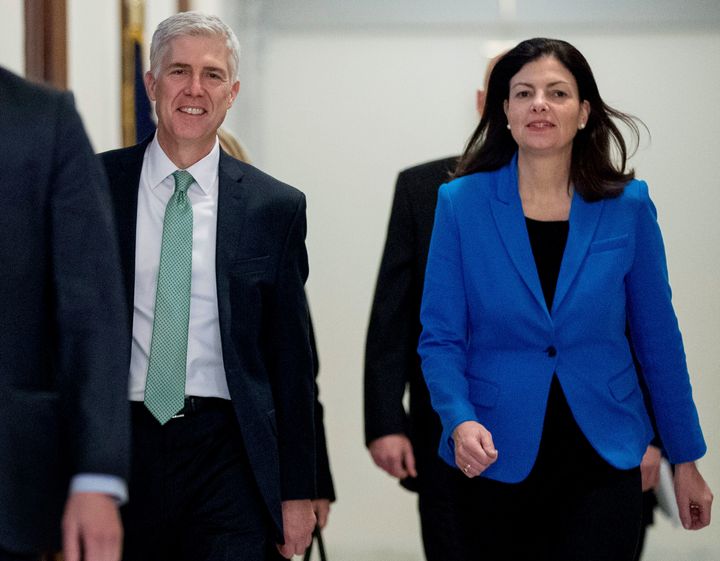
[68,0,121,152]
[0,0,25,75]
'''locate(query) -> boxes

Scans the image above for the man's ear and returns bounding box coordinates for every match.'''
[227,80,241,108]
[144,71,156,102]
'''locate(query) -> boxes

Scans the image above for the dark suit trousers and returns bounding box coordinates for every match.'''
[414,458,479,561]
[122,400,271,561]
[0,550,38,561]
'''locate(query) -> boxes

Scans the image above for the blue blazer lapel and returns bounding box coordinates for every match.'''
[552,192,604,314]
[489,156,548,317]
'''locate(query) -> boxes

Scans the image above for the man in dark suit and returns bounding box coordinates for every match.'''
[0,67,129,561]
[365,156,473,560]
[98,12,316,561]
[364,57,499,561]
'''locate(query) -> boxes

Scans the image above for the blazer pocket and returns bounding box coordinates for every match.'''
[468,377,500,408]
[608,367,638,401]
[589,235,629,254]
[230,255,270,275]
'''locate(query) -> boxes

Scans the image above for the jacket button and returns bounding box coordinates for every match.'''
[545,346,557,357]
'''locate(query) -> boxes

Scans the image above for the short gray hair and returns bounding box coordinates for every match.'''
[149,12,241,82]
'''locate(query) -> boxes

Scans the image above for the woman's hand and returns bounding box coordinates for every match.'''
[452,420,498,478]
[674,461,713,530]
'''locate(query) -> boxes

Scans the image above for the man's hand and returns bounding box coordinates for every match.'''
[276,499,316,559]
[674,461,713,530]
[640,444,662,492]
[312,499,331,529]
[452,421,498,478]
[368,434,417,479]
[62,492,122,561]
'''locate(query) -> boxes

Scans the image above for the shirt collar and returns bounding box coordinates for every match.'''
[146,134,220,196]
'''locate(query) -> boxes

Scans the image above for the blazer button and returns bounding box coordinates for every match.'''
[545,346,557,357]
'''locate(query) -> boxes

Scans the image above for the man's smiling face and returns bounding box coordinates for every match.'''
[145,33,239,155]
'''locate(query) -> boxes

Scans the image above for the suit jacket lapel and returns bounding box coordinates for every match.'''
[552,192,604,314]
[215,150,248,269]
[489,156,549,317]
[214,152,248,353]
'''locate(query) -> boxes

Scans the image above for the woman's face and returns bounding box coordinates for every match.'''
[503,55,590,159]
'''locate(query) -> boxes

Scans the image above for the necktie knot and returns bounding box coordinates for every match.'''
[173,170,194,195]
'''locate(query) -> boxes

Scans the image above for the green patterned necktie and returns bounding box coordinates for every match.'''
[144,170,194,424]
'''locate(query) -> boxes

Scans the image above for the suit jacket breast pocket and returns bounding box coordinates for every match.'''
[230,255,270,276]
[589,235,629,254]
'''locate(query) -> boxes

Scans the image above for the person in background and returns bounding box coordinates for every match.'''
[0,67,129,561]
[418,38,711,560]
[99,12,316,560]
[217,127,252,163]
[364,54,500,561]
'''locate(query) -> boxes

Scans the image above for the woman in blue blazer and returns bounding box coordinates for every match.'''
[418,38,711,560]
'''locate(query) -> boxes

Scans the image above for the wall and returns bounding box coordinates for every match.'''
[0,0,24,75]
[67,0,121,152]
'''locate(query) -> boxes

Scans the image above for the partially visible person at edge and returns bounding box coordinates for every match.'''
[216,127,336,554]
[99,12,316,560]
[418,37,712,561]
[0,67,129,561]
[365,54,504,561]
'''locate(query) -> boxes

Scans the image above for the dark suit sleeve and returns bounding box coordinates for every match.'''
[51,93,130,478]
[269,194,317,500]
[364,172,417,445]
[309,319,336,501]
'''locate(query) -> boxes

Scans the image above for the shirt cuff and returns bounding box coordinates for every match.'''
[69,474,128,505]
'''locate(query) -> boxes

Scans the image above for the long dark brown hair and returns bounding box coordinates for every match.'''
[455,38,644,201]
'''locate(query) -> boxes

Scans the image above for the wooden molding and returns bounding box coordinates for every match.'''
[24,0,67,89]
[121,0,144,146]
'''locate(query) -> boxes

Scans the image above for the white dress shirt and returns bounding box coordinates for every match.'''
[128,135,230,401]
[70,137,230,504]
